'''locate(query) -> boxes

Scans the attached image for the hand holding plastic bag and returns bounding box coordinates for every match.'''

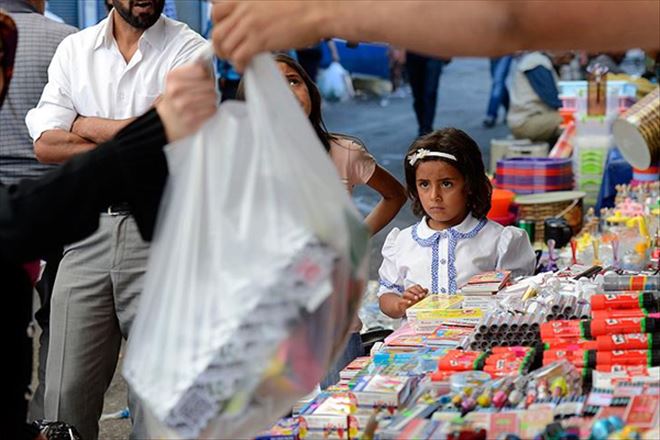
[123,54,369,439]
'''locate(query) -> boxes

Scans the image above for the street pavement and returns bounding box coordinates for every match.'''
[38,57,513,439]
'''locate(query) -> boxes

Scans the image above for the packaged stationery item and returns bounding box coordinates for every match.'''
[350,374,417,410]
[255,418,301,440]
[460,270,511,293]
[405,295,464,321]
[298,392,358,439]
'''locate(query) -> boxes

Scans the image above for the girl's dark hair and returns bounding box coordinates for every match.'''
[404,128,492,219]
[235,53,334,151]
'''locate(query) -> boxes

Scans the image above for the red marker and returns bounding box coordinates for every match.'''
[591,293,659,311]
[595,364,652,374]
[540,320,590,340]
[438,350,486,371]
[591,308,647,320]
[543,349,593,368]
[543,338,598,350]
[589,317,660,337]
[596,333,660,351]
[595,350,658,367]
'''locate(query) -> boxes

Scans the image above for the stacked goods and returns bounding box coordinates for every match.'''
[350,375,418,410]
[545,294,591,321]
[470,308,544,350]
[495,157,573,194]
[339,357,372,381]
[541,292,660,373]
[573,130,610,206]
[405,295,481,333]
[431,347,536,382]
[297,392,359,439]
[460,271,511,309]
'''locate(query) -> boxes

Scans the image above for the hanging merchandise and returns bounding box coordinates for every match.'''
[123,54,370,439]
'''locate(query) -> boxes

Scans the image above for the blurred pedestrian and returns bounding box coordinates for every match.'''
[483,55,512,128]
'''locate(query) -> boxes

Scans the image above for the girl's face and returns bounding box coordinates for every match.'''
[277,61,312,117]
[415,160,469,230]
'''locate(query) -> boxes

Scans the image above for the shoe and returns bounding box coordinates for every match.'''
[482,116,496,128]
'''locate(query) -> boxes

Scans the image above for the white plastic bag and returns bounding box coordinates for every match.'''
[317,61,355,102]
[123,54,369,439]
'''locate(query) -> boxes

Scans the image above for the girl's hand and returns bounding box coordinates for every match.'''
[397,284,428,314]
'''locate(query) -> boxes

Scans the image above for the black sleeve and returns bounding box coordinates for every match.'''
[0,108,168,264]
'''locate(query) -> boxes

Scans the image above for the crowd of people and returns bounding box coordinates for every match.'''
[1,0,658,439]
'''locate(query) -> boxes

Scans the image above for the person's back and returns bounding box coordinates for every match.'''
[0,0,76,185]
[507,51,562,142]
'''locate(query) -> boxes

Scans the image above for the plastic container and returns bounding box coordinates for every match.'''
[488,188,515,219]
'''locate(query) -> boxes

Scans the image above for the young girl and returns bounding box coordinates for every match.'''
[237,53,407,235]
[378,128,536,319]
[239,54,406,387]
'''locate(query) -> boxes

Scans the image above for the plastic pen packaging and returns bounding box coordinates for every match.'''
[602,274,659,291]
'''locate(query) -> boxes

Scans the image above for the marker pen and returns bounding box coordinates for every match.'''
[595,349,658,367]
[589,317,660,337]
[591,292,659,311]
[591,308,648,320]
[543,338,598,351]
[596,333,660,351]
[540,320,590,340]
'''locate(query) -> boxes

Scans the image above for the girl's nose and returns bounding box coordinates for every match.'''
[431,185,442,200]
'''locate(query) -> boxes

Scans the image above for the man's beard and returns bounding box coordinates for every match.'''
[112,0,164,29]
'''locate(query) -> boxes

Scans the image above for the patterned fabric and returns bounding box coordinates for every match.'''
[0,3,76,184]
[411,219,487,293]
[0,10,17,105]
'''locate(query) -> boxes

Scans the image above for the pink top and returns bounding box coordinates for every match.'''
[329,135,376,193]
[329,135,375,333]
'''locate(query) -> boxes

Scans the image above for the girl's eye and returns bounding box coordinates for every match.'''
[442,181,453,188]
[418,181,429,189]
[289,78,301,86]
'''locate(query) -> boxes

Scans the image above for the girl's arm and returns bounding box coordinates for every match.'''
[364,165,407,235]
[379,285,428,319]
[379,293,408,319]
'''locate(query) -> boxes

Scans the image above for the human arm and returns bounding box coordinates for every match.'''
[34,115,138,164]
[25,35,82,163]
[212,1,660,71]
[524,67,562,109]
[71,116,138,144]
[364,165,406,235]
[379,285,428,319]
[33,130,96,164]
[0,62,217,263]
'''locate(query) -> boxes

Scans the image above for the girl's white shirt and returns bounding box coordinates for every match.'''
[377,213,536,297]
